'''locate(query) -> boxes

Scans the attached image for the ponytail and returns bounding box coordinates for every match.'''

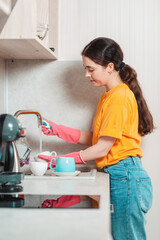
[119,65,154,136]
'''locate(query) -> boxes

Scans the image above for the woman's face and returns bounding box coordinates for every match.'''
[82,56,110,87]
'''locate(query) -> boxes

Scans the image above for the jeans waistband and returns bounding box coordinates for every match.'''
[103,156,141,170]
[118,156,141,165]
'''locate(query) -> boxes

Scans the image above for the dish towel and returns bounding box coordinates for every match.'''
[41,195,81,208]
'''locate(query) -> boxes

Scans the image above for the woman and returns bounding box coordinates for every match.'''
[39,37,154,240]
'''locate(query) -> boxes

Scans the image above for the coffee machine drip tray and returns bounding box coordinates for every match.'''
[0,185,23,193]
[0,172,24,193]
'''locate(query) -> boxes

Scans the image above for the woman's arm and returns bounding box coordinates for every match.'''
[81,136,116,162]
[42,118,92,145]
[78,131,93,146]
[38,135,116,166]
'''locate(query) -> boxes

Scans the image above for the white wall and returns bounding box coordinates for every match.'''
[5,0,160,239]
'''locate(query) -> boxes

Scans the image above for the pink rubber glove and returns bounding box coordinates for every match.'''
[38,151,86,169]
[42,118,81,144]
[41,195,81,208]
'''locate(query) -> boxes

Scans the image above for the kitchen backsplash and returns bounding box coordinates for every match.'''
[8,60,104,159]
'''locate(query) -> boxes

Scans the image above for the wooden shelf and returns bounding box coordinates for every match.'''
[0,37,56,60]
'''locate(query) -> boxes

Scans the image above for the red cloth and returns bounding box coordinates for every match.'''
[41,195,81,208]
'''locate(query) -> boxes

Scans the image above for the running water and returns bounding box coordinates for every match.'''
[39,125,43,153]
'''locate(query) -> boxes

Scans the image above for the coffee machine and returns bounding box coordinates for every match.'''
[0,114,25,207]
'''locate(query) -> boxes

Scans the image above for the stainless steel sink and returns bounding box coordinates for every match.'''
[76,165,97,172]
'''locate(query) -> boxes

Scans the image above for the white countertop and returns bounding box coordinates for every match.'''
[0,170,112,240]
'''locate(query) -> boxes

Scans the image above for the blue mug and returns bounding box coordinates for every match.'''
[50,157,76,173]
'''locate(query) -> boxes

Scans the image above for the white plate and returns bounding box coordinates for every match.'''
[52,171,80,177]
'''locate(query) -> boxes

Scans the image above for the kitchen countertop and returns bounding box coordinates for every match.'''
[0,170,112,240]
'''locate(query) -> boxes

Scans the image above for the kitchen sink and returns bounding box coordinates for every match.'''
[76,165,97,172]
[24,168,97,180]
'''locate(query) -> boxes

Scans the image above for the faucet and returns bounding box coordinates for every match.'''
[14,110,42,167]
[14,110,42,127]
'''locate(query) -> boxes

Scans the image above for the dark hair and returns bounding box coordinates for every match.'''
[82,37,154,136]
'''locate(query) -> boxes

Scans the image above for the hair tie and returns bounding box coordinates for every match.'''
[119,61,125,70]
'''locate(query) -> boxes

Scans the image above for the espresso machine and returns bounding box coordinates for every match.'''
[0,114,25,207]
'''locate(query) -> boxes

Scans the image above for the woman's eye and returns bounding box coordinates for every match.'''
[88,69,94,72]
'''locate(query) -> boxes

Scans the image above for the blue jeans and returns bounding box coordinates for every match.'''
[103,156,153,240]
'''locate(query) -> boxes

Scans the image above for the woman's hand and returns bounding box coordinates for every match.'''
[38,151,86,169]
[42,118,81,144]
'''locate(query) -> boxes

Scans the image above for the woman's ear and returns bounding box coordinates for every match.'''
[107,62,114,73]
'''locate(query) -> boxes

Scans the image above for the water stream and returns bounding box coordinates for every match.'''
[39,125,42,153]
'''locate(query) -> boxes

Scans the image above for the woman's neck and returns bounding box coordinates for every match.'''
[105,71,123,91]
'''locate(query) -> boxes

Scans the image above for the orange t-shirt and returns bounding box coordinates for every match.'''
[92,83,143,169]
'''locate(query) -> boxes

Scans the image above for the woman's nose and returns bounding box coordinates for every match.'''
[85,71,91,78]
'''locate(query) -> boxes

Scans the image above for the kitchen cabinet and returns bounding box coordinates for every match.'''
[0,171,112,240]
[0,0,11,18]
[0,0,12,33]
[0,0,58,59]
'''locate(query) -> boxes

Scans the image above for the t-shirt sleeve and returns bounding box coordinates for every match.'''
[98,104,128,139]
